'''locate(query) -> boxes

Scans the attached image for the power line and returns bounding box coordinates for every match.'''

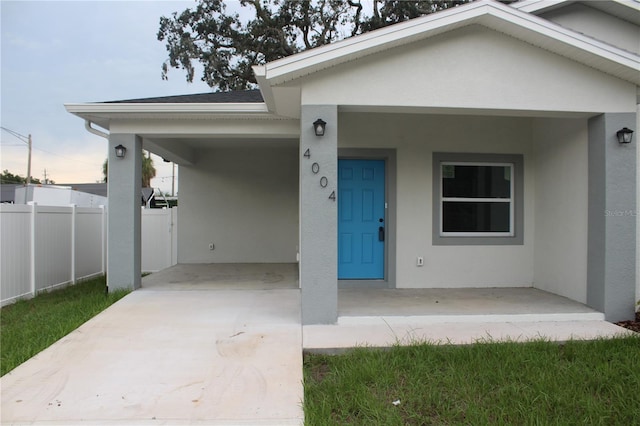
[0,127,29,143]
[29,145,103,167]
[1,127,31,184]
[2,128,102,167]
[1,141,101,167]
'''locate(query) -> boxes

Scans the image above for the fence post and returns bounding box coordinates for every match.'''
[171,207,178,266]
[71,204,77,284]
[28,201,37,297]
[100,205,106,275]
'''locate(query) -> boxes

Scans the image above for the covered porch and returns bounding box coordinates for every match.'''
[63,106,637,326]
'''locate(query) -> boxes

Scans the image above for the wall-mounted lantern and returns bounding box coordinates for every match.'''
[616,127,634,144]
[313,119,326,137]
[114,144,127,158]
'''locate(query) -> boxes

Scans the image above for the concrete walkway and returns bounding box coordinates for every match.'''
[1,288,303,425]
[1,264,635,425]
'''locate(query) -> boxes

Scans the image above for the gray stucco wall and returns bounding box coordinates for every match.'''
[107,134,141,291]
[338,112,536,288]
[532,118,589,304]
[300,105,338,324]
[588,113,637,322]
[178,145,299,263]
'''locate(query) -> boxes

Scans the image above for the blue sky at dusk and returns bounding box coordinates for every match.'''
[1,0,214,192]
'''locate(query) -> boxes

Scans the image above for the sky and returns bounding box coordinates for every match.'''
[1,0,216,194]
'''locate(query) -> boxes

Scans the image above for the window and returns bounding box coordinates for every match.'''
[433,153,523,245]
[441,163,513,235]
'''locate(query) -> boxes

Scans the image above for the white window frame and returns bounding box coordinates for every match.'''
[433,153,523,246]
[440,161,515,237]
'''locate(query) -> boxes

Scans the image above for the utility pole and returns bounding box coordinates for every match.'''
[1,127,32,184]
[26,134,32,185]
[43,169,48,184]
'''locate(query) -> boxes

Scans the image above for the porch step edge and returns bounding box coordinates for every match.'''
[337,312,605,325]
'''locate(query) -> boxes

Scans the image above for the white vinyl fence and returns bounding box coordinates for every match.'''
[0,204,177,306]
[141,207,178,273]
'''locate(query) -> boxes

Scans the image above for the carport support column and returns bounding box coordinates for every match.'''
[300,105,338,324]
[587,113,636,322]
[107,134,142,291]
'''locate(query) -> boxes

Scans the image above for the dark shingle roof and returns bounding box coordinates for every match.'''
[57,183,108,197]
[105,90,264,104]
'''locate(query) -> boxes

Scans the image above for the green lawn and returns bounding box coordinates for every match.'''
[304,336,640,425]
[0,276,129,376]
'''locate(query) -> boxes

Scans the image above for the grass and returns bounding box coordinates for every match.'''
[0,276,129,376]
[304,336,640,425]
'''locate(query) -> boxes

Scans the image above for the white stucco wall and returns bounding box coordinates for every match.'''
[532,118,589,303]
[178,145,299,263]
[540,3,640,55]
[339,113,535,288]
[297,25,636,114]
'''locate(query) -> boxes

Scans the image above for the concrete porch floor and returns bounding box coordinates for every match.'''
[1,264,633,425]
[142,264,625,348]
[141,263,300,290]
[309,283,622,351]
[142,264,626,349]
[338,287,601,317]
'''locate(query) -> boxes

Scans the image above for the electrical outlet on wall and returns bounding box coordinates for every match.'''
[209,243,215,250]
[416,256,424,267]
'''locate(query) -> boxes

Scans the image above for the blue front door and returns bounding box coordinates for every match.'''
[338,159,385,279]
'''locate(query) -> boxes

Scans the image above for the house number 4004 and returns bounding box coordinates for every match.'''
[303,148,336,202]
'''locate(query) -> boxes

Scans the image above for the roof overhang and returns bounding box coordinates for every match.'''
[64,102,272,131]
[256,0,639,88]
[513,0,640,25]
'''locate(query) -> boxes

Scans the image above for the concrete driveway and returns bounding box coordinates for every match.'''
[1,286,303,425]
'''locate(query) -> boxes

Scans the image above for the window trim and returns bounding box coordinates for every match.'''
[433,153,524,246]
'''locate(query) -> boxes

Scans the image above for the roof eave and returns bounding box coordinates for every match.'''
[64,102,269,114]
[513,0,569,13]
[253,65,278,113]
[64,102,277,132]
[514,0,640,25]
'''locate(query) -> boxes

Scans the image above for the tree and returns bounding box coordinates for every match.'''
[142,153,157,188]
[158,0,473,91]
[102,159,108,183]
[102,151,157,187]
[1,170,41,184]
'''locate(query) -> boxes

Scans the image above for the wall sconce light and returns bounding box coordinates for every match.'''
[114,144,127,158]
[616,127,633,144]
[313,119,326,137]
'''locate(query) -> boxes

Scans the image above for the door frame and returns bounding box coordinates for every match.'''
[338,148,396,289]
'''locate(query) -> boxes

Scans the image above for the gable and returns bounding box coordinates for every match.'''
[538,2,640,54]
[293,25,635,115]
[258,0,638,118]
